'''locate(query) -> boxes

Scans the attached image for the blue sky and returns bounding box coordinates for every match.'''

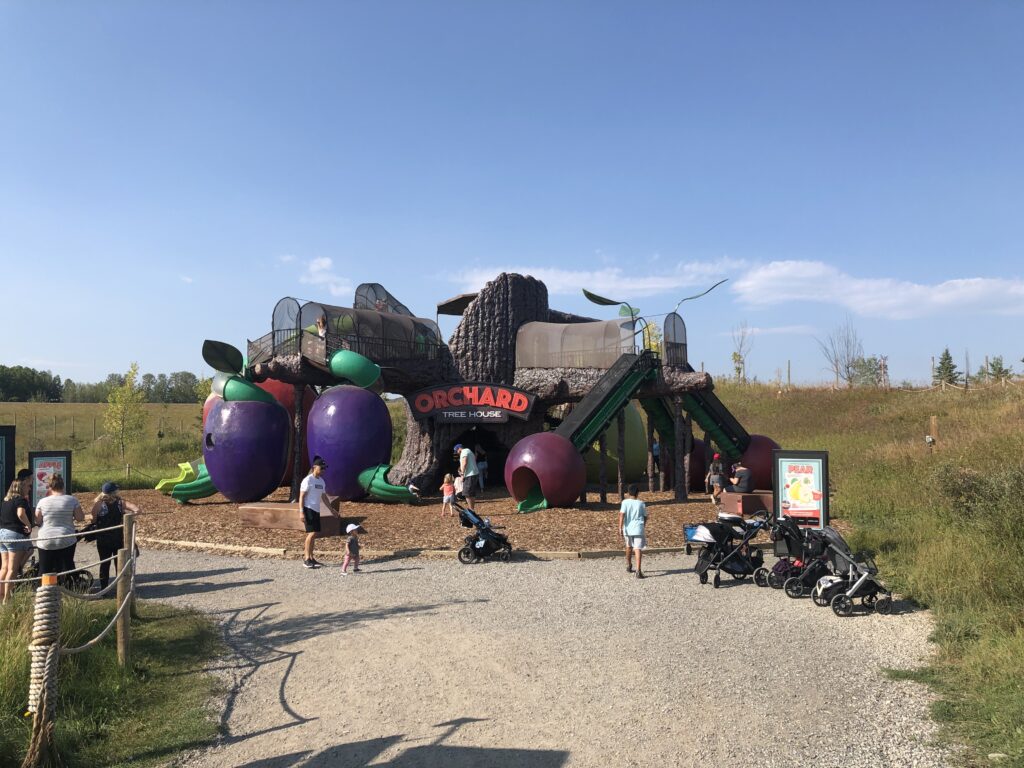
[3,2,1022,386]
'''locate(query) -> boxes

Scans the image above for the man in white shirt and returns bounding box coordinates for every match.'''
[455,443,480,510]
[298,457,328,568]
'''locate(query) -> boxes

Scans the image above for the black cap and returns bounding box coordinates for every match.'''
[16,468,32,481]
[312,456,328,469]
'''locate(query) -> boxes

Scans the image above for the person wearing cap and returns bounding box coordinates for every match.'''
[706,452,726,506]
[89,481,140,591]
[299,457,328,568]
[340,523,363,575]
[454,443,480,511]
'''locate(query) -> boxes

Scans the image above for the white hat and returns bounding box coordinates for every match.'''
[345,524,361,534]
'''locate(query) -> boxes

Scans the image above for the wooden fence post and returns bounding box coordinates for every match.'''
[673,397,686,501]
[598,434,608,504]
[124,513,138,618]
[116,548,131,667]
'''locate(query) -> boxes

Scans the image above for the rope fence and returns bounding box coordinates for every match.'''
[19,514,138,768]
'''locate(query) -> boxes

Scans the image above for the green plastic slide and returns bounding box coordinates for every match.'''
[155,461,199,494]
[516,484,549,513]
[357,464,419,503]
[170,464,217,503]
[329,350,381,388]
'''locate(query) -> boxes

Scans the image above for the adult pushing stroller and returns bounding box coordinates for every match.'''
[691,512,766,588]
[456,502,513,564]
[809,527,893,616]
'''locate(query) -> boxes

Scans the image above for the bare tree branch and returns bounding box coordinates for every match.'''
[816,317,863,388]
[731,321,753,382]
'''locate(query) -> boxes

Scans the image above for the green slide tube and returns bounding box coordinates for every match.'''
[516,484,549,513]
[155,461,198,493]
[357,465,418,503]
[171,464,218,503]
[329,350,381,389]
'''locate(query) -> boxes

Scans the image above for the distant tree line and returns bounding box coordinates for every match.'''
[0,364,206,403]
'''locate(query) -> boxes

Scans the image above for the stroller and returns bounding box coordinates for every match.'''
[691,512,766,588]
[755,514,825,589]
[456,502,513,564]
[809,527,893,616]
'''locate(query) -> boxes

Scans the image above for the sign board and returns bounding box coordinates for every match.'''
[409,383,536,424]
[28,451,72,509]
[0,426,14,496]
[772,449,828,528]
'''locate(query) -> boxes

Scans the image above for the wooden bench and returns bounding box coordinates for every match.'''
[721,491,774,517]
[238,495,356,538]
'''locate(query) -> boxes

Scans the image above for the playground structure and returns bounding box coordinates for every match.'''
[155,274,778,515]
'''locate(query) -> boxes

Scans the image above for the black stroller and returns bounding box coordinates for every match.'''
[809,527,893,616]
[755,515,825,589]
[456,502,513,564]
[691,512,766,588]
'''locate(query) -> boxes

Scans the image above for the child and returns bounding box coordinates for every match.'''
[618,484,648,579]
[439,473,456,517]
[341,523,363,575]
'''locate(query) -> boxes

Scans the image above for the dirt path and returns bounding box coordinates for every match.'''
[138,549,952,768]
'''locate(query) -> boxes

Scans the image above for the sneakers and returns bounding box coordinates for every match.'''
[636,571,645,580]
[340,571,348,576]
[310,558,325,567]
[353,567,361,573]
[303,559,320,569]
[626,565,634,574]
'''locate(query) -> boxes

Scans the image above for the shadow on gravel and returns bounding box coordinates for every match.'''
[231,719,569,768]
[137,567,248,583]
[205,599,489,749]
[140,578,274,599]
[646,567,694,578]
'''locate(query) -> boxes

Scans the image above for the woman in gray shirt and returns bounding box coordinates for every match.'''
[34,474,85,575]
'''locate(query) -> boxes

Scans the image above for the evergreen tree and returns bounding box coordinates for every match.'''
[988,356,1014,382]
[104,362,148,460]
[933,348,962,385]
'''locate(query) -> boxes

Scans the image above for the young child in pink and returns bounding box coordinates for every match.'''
[439,473,456,517]
[340,524,362,575]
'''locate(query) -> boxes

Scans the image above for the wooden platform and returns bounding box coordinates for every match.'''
[720,491,774,516]
[239,496,355,537]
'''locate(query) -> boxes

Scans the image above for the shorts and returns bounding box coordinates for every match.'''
[443,495,455,504]
[463,474,481,497]
[0,528,32,553]
[709,474,724,488]
[624,535,646,550]
[302,508,321,533]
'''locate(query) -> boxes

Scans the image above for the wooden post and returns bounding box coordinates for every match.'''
[931,356,935,383]
[71,415,75,438]
[92,417,96,440]
[124,513,138,619]
[787,360,791,389]
[116,548,131,667]
[290,385,305,503]
[673,397,686,501]
[646,417,656,492]
[52,415,56,439]
[125,464,131,481]
[33,415,37,438]
[598,433,608,504]
[929,415,939,443]
[616,410,626,501]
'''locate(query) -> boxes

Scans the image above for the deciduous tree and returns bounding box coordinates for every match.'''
[104,362,147,460]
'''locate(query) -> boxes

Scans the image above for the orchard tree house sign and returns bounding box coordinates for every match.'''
[409,383,536,423]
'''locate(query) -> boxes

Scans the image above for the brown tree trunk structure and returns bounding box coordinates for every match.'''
[290,383,305,502]
[598,433,608,504]
[673,396,687,501]
[616,409,626,501]
[646,417,656,492]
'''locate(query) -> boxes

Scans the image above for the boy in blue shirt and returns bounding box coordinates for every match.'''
[618,484,648,579]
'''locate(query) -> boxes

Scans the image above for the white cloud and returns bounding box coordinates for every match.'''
[456,257,745,299]
[180,275,193,284]
[278,254,296,263]
[299,257,352,298]
[731,261,1024,319]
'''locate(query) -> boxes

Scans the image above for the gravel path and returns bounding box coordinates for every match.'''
[131,548,954,768]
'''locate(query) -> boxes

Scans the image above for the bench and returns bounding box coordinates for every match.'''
[238,495,352,537]
[720,491,774,517]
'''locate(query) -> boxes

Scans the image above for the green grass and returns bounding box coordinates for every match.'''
[714,381,1024,764]
[0,595,222,767]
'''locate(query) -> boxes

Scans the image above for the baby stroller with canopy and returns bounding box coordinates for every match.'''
[755,514,827,589]
[691,512,767,588]
[809,527,893,616]
[456,502,513,564]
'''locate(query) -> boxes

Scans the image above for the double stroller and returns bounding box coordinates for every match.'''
[809,527,893,616]
[690,512,766,588]
[456,502,513,564]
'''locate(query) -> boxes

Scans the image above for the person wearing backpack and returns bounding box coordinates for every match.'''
[89,482,140,591]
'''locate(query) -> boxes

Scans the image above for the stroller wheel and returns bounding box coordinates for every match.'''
[713,573,721,589]
[812,589,831,607]
[731,572,746,581]
[699,571,708,585]
[753,567,769,587]
[457,546,475,564]
[685,543,692,556]
[767,571,783,589]
[862,593,877,607]
[783,577,804,599]
[875,595,894,615]
[831,593,854,617]
[498,549,511,563]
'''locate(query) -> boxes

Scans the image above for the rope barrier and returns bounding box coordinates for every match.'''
[31,522,124,544]
[61,581,134,656]
[58,558,127,601]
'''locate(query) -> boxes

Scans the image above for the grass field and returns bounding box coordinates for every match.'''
[0,595,222,767]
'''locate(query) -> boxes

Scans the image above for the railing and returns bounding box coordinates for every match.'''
[4,516,138,768]
[516,345,653,371]
[247,328,444,368]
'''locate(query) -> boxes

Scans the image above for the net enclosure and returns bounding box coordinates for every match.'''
[515,319,635,369]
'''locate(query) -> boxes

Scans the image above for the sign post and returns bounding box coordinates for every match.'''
[0,425,14,496]
[772,449,829,529]
[27,451,73,509]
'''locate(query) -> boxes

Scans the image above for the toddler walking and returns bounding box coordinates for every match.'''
[439,473,456,517]
[341,523,363,575]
